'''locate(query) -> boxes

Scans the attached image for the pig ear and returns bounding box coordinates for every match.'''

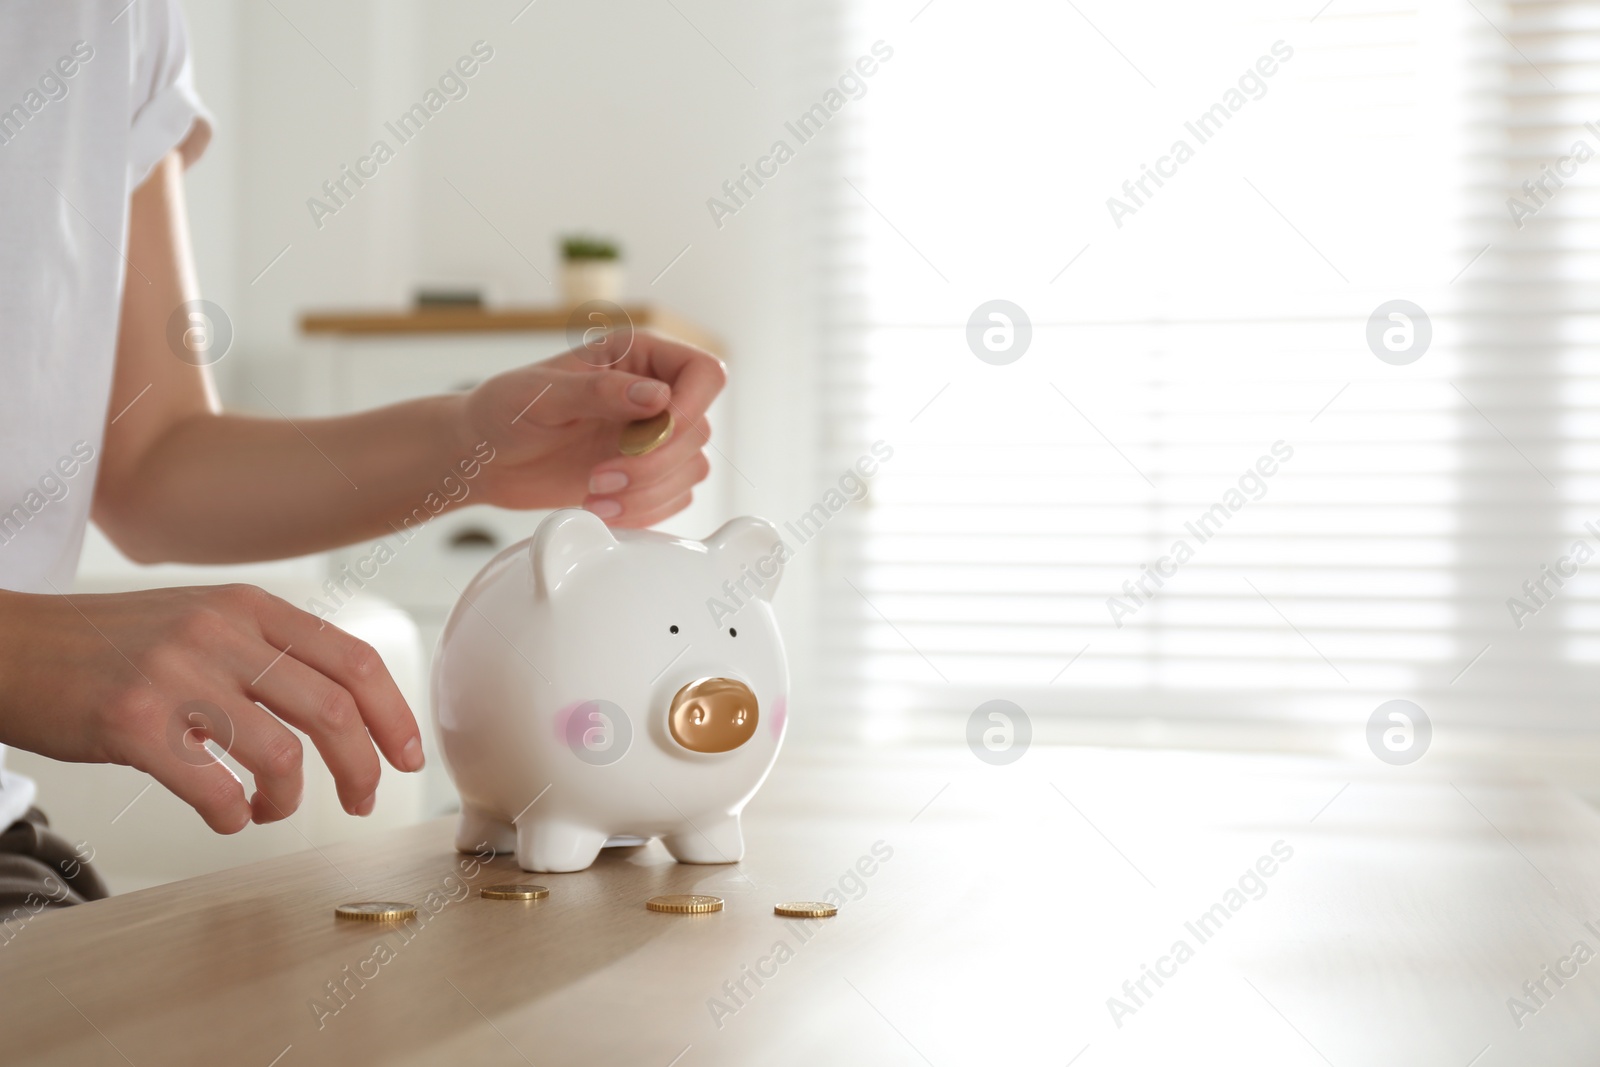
[531,509,617,598]
[704,516,786,600]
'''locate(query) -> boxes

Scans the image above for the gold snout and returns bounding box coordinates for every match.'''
[668,678,759,753]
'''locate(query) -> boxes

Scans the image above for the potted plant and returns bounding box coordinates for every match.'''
[560,235,623,305]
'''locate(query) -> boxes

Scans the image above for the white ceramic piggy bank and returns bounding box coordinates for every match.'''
[431,508,790,873]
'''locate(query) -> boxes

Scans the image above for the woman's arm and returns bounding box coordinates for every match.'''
[0,150,727,834]
[94,152,724,564]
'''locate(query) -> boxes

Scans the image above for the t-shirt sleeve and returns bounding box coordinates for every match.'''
[127,0,213,186]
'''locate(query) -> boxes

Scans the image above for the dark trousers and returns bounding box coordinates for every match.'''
[0,807,110,913]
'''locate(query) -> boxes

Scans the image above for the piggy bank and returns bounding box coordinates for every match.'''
[431,508,790,873]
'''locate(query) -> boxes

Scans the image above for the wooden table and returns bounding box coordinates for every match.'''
[4,745,1599,1065]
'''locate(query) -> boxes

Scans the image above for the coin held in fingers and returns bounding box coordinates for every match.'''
[335,901,417,922]
[646,893,723,914]
[480,884,549,901]
[619,411,674,456]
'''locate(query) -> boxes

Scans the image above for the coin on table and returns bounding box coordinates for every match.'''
[646,893,723,914]
[619,411,674,456]
[480,884,550,901]
[335,901,417,922]
[774,901,838,918]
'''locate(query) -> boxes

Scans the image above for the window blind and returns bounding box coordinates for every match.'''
[811,0,1600,739]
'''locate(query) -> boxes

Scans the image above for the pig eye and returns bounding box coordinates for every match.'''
[728,628,738,637]
[669,625,679,634]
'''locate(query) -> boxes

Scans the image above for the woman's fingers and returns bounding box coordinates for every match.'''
[204,696,307,825]
[176,591,413,825]
[633,333,727,424]
[502,365,671,432]
[591,414,711,485]
[611,490,696,530]
[242,647,376,816]
[584,429,711,522]
[141,745,251,834]
[244,589,424,778]
[544,331,723,430]
[16,583,428,835]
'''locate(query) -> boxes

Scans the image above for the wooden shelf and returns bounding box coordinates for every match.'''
[299,305,721,355]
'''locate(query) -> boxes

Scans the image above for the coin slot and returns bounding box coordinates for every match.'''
[448,527,498,550]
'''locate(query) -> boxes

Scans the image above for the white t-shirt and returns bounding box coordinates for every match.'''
[0,0,212,829]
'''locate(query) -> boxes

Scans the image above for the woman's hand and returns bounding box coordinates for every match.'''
[457,330,727,528]
[98,153,726,558]
[0,584,424,833]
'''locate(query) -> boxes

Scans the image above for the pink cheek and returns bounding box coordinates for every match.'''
[769,696,787,738]
[553,700,589,743]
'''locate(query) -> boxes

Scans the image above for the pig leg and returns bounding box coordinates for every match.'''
[515,817,608,873]
[661,814,745,864]
[455,806,516,855]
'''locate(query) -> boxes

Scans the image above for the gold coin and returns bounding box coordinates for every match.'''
[335,901,417,922]
[774,901,837,918]
[480,884,549,901]
[646,893,723,914]
[619,410,674,456]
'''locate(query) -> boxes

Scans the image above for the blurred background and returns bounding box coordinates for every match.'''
[17,0,1600,889]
